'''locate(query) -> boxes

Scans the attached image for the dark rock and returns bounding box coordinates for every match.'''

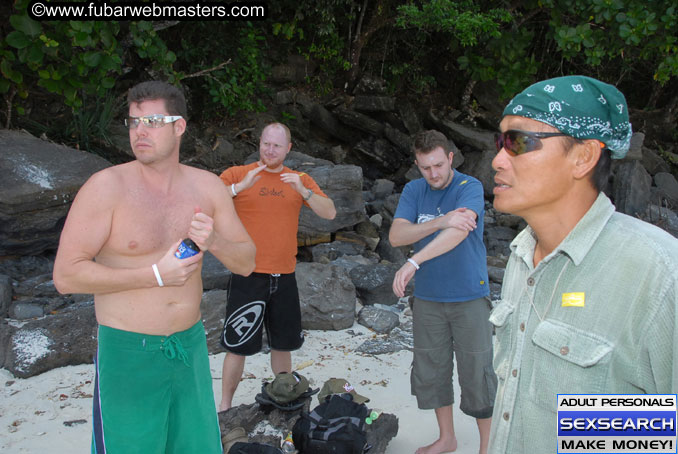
[13,274,52,296]
[458,149,495,197]
[0,274,12,318]
[200,289,227,354]
[354,74,387,95]
[13,274,58,299]
[334,108,385,136]
[383,125,411,156]
[380,194,400,226]
[485,226,518,242]
[308,104,354,142]
[190,136,244,170]
[643,205,678,237]
[372,179,395,200]
[297,263,356,330]
[330,255,378,272]
[355,324,413,355]
[0,255,53,281]
[311,241,366,263]
[271,55,316,84]
[298,165,366,235]
[369,214,383,229]
[427,111,495,152]
[487,256,508,268]
[0,130,111,256]
[654,172,678,204]
[397,101,422,135]
[333,231,378,253]
[4,302,96,378]
[349,263,404,306]
[219,401,308,448]
[274,90,295,105]
[9,302,45,320]
[201,252,233,291]
[642,147,671,175]
[450,146,465,170]
[375,231,409,265]
[472,81,506,123]
[624,132,645,161]
[613,161,652,217]
[484,225,517,257]
[487,266,505,284]
[357,305,400,334]
[329,145,348,163]
[366,412,400,454]
[353,96,396,112]
[353,138,403,173]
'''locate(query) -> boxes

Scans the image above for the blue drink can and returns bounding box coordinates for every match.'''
[175,238,200,259]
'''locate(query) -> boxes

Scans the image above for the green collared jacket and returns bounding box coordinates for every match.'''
[488,193,678,453]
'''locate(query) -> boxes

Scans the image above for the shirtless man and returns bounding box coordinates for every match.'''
[52,81,255,454]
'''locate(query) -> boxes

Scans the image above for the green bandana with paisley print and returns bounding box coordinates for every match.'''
[503,75,632,159]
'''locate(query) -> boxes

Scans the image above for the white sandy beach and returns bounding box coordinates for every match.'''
[0,323,481,454]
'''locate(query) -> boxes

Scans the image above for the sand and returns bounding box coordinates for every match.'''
[0,323,481,453]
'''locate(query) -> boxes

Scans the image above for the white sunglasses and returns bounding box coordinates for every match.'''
[125,114,183,129]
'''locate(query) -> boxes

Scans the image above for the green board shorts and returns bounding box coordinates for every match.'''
[92,321,222,454]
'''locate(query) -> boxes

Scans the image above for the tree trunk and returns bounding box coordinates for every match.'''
[346,0,392,92]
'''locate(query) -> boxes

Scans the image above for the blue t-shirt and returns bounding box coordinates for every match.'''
[393,170,489,302]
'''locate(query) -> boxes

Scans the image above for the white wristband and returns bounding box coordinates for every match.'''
[152,264,164,287]
[407,258,420,270]
[231,183,238,197]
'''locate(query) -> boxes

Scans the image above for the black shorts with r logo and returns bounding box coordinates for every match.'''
[221,272,304,355]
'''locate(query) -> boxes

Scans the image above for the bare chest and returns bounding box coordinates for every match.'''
[104,187,200,259]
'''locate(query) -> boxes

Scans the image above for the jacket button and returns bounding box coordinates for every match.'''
[527,277,535,286]
[520,322,525,332]
[560,346,570,355]
[512,369,518,377]
[503,412,510,421]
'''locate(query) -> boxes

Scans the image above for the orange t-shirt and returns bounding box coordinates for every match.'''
[220,162,328,274]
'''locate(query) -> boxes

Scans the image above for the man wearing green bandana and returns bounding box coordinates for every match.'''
[488,75,678,453]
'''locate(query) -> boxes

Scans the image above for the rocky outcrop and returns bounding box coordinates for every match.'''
[296,262,357,330]
[0,130,111,256]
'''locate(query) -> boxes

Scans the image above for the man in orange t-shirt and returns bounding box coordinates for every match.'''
[218,122,336,411]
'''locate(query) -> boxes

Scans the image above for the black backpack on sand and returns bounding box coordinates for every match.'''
[292,394,371,454]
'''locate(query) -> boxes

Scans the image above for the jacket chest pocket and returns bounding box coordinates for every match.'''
[529,319,614,408]
[489,300,515,382]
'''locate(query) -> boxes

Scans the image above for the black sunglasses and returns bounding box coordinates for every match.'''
[494,130,570,156]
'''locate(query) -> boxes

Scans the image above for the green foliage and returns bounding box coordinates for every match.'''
[395,0,520,97]
[205,23,267,115]
[1,0,676,149]
[175,22,269,116]
[67,94,118,154]
[543,0,678,84]
[3,8,122,108]
[388,62,437,95]
[269,0,351,94]
[396,0,511,46]
[302,30,351,94]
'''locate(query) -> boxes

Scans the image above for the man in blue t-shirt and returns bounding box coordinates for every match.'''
[390,130,496,454]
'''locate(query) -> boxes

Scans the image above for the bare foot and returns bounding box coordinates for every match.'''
[415,436,458,454]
